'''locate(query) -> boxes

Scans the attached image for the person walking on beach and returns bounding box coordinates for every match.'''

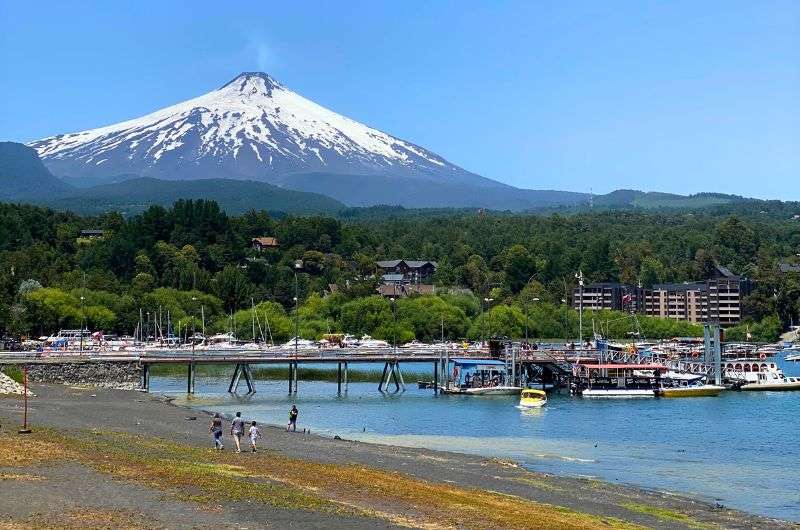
[248,421,261,452]
[287,404,298,432]
[230,411,245,453]
[209,413,224,450]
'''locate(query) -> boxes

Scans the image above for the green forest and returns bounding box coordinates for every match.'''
[1,200,798,343]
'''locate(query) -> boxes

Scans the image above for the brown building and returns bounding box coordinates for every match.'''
[251,237,279,251]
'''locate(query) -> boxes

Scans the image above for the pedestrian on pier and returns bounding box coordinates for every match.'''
[249,421,261,452]
[287,405,298,432]
[209,413,224,450]
[231,411,245,453]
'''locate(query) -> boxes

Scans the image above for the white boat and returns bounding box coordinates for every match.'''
[357,335,390,348]
[573,363,667,398]
[281,337,318,350]
[722,359,800,390]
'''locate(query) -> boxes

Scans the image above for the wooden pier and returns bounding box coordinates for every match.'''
[0,346,591,395]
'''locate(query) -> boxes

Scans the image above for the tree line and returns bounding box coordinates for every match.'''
[0,200,797,342]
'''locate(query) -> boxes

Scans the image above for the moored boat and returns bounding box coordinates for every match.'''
[572,363,667,398]
[518,388,547,407]
[657,385,724,397]
[440,359,522,395]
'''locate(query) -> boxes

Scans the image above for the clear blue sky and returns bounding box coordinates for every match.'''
[1,1,797,199]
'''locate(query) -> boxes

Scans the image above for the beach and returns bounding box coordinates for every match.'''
[0,385,795,529]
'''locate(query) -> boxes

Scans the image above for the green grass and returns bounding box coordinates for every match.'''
[1,366,24,384]
[621,502,716,529]
[149,363,429,383]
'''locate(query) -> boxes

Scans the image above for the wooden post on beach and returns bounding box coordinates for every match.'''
[18,366,31,435]
[187,363,196,394]
[141,363,150,392]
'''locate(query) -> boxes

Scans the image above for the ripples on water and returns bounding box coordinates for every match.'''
[155,359,800,521]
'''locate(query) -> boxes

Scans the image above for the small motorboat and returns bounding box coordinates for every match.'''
[657,384,724,397]
[519,388,547,408]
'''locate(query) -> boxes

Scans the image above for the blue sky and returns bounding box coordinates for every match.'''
[1,1,797,198]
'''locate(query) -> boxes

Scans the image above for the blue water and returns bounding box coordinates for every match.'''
[153,358,800,521]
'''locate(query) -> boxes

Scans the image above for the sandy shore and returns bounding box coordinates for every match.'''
[0,385,795,529]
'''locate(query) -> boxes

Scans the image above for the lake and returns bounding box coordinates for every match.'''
[152,357,800,521]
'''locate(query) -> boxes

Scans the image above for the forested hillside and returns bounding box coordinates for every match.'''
[0,200,797,342]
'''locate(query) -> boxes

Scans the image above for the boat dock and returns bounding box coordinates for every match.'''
[0,345,592,395]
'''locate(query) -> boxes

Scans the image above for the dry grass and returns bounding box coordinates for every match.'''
[0,472,43,481]
[0,427,648,530]
[51,430,641,530]
[0,433,72,467]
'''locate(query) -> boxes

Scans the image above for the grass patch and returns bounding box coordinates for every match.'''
[1,366,24,384]
[1,427,647,529]
[621,502,716,529]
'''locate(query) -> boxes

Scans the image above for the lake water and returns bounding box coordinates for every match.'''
[152,357,800,521]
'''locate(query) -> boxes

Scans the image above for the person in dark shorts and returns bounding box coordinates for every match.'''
[209,413,224,450]
[230,411,245,453]
[287,405,298,432]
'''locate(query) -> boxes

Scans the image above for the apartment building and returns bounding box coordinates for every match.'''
[573,265,748,326]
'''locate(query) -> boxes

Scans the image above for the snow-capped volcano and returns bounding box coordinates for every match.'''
[30,72,497,188]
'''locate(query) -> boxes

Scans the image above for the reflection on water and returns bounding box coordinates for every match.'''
[154,359,800,521]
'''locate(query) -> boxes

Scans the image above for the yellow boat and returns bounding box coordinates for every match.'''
[519,388,547,408]
[657,385,724,397]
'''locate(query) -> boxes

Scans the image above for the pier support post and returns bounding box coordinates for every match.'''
[288,364,293,394]
[378,362,390,392]
[337,362,342,394]
[343,362,348,392]
[242,364,255,394]
[229,363,242,393]
[433,360,438,394]
[292,362,298,394]
[394,362,405,391]
[187,362,196,394]
[141,363,150,392]
[229,363,255,394]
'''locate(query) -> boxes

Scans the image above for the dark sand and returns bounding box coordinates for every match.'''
[0,385,795,529]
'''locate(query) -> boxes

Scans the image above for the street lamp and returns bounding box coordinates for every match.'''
[524,297,540,344]
[482,297,494,343]
[293,260,303,361]
[575,270,584,345]
[389,297,396,354]
[79,296,85,353]
[191,296,197,356]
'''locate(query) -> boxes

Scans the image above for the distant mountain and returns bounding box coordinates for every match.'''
[42,177,345,216]
[277,172,590,210]
[0,142,72,200]
[27,71,599,209]
[593,189,744,209]
[30,72,497,185]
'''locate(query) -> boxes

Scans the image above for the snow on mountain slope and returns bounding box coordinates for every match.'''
[30,73,499,188]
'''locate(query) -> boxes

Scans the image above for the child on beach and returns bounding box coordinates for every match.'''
[209,413,224,450]
[287,405,298,432]
[248,421,261,452]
